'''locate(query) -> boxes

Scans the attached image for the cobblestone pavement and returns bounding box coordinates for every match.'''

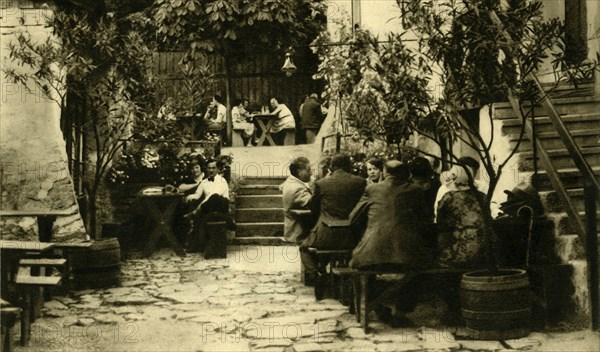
[16,246,599,352]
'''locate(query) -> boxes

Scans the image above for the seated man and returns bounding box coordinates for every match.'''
[350,160,435,270]
[269,97,296,145]
[280,157,315,244]
[184,158,230,251]
[232,98,256,146]
[300,154,366,277]
[203,94,227,131]
[350,160,436,326]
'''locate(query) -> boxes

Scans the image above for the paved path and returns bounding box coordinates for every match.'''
[17,247,600,352]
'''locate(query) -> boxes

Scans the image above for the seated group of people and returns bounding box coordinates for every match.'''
[164,93,326,146]
[281,153,490,278]
[173,157,233,251]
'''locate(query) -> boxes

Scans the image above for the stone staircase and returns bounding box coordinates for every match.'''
[223,143,321,246]
[497,92,600,254]
[494,88,600,326]
[232,176,286,245]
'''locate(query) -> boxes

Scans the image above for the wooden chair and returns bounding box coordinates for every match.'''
[15,258,65,346]
[0,299,20,352]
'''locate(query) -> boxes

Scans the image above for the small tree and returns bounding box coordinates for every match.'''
[4,7,158,237]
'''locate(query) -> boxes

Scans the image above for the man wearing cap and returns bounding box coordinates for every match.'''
[350,160,435,269]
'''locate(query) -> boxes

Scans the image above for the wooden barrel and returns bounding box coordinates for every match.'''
[460,269,531,340]
[68,238,121,290]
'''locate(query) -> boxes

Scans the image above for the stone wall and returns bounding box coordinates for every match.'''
[0,0,88,242]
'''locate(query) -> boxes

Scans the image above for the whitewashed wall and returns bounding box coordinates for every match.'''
[0,0,87,241]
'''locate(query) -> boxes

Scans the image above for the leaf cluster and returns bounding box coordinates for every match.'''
[153,0,326,62]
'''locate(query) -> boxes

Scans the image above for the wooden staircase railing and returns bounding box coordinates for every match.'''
[490,9,599,330]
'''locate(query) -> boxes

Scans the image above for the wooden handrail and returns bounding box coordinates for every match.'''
[506,94,587,241]
[529,74,600,199]
[320,132,353,152]
[490,8,599,330]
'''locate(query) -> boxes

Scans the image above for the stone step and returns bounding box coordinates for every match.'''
[518,146,600,171]
[555,234,600,262]
[242,176,287,186]
[237,185,281,196]
[235,222,283,237]
[539,188,587,213]
[236,195,282,208]
[508,129,600,150]
[551,211,600,235]
[534,166,600,191]
[501,113,600,134]
[230,236,286,246]
[236,208,283,223]
[494,96,600,119]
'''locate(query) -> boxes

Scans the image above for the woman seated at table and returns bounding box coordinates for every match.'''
[173,157,206,244]
[268,97,296,145]
[436,165,487,268]
[232,98,256,146]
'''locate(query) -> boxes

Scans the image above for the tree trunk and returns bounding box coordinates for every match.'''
[85,187,98,240]
[224,57,233,145]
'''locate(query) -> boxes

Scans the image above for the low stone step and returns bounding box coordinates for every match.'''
[518,146,600,171]
[508,129,600,150]
[555,234,600,262]
[230,236,286,246]
[501,113,600,135]
[540,188,586,213]
[551,211,600,235]
[236,195,282,208]
[242,176,287,186]
[237,185,281,195]
[534,166,600,191]
[236,208,283,223]
[495,96,600,119]
[235,222,283,237]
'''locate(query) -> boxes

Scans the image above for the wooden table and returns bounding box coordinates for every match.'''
[135,189,185,257]
[0,210,73,242]
[253,114,278,146]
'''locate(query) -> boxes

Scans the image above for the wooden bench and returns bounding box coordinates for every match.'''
[305,248,352,300]
[15,258,65,346]
[332,266,470,332]
[50,242,93,292]
[232,127,246,147]
[283,128,295,145]
[335,263,579,332]
[0,299,20,352]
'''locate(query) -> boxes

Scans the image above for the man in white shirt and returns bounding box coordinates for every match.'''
[184,158,230,251]
[204,95,227,129]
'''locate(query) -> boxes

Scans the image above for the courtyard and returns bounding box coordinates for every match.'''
[13,247,600,352]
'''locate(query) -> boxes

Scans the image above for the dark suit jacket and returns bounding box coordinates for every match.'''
[302,170,366,249]
[350,176,435,269]
[300,98,325,130]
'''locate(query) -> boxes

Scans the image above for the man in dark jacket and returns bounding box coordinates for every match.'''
[300,153,366,275]
[350,160,435,270]
[301,93,325,144]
